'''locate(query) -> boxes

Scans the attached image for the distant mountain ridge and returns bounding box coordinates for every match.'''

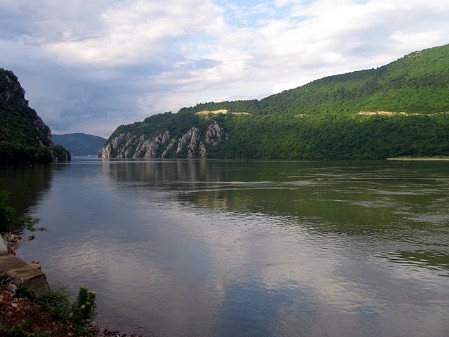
[0,69,70,164]
[53,133,106,157]
[101,44,449,160]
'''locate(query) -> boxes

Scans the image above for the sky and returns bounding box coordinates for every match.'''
[1,0,449,138]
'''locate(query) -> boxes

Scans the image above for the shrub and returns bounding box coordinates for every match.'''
[71,286,97,324]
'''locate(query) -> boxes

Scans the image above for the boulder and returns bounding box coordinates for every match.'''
[0,254,50,295]
[0,236,8,255]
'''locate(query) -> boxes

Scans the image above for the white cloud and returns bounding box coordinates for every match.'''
[1,0,449,137]
[45,0,222,66]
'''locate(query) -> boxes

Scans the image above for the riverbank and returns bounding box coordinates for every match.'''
[0,235,73,336]
[0,287,88,337]
[0,235,143,337]
[387,156,449,161]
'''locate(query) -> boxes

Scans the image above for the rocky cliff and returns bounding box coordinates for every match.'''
[0,68,70,163]
[101,121,227,159]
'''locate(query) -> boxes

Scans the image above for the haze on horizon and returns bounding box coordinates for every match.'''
[1,0,448,138]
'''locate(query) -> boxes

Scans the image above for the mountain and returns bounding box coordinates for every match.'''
[0,69,70,164]
[101,44,449,160]
[53,133,106,157]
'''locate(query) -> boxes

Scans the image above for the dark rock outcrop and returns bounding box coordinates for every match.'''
[0,68,71,163]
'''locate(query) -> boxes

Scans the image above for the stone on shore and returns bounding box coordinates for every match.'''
[0,253,49,295]
[0,235,8,255]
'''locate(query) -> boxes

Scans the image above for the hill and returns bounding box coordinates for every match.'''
[101,44,449,160]
[53,133,106,157]
[0,69,70,164]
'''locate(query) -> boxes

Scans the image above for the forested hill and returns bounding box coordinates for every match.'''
[53,133,106,157]
[102,44,449,160]
[0,69,70,164]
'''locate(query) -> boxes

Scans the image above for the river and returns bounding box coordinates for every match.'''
[1,159,449,336]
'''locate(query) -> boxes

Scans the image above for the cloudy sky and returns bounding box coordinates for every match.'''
[1,0,449,137]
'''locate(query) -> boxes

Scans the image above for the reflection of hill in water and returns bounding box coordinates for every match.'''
[104,160,449,246]
[104,160,252,185]
[383,250,449,274]
[0,165,56,231]
[104,159,330,190]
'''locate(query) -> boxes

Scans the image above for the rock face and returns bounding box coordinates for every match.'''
[0,71,28,106]
[101,122,227,159]
[134,131,171,158]
[206,122,227,145]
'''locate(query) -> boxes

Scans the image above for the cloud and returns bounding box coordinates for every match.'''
[46,0,221,66]
[1,0,449,137]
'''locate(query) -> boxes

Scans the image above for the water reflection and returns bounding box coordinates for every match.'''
[0,164,55,232]
[104,160,449,243]
[104,160,449,275]
[217,281,317,337]
[12,159,449,337]
[384,250,449,273]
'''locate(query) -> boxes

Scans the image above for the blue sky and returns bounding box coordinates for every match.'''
[1,0,448,137]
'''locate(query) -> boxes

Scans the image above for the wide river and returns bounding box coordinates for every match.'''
[2,159,449,336]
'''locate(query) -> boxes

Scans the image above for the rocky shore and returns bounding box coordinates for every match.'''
[0,235,143,337]
[0,235,49,296]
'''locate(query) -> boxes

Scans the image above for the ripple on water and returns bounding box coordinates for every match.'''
[380,250,449,276]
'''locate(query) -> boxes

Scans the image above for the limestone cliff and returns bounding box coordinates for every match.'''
[101,121,227,159]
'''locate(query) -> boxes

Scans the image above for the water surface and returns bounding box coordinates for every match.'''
[3,159,449,337]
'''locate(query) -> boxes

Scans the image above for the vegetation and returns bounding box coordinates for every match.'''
[211,113,449,159]
[1,285,99,337]
[0,68,70,164]
[34,286,96,331]
[0,187,41,233]
[105,44,449,160]
[180,45,449,117]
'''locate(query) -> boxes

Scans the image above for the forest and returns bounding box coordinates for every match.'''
[105,44,449,160]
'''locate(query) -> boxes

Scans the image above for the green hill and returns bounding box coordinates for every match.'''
[0,69,70,164]
[101,44,449,160]
[53,133,106,157]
